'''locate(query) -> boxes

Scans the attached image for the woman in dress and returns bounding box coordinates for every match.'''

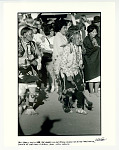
[52,19,68,92]
[83,24,100,96]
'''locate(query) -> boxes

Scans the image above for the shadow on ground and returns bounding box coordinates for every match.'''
[18,116,61,136]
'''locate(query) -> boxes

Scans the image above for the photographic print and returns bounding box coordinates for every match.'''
[18,12,101,136]
[1,1,117,149]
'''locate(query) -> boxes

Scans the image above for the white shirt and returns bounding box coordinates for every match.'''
[40,35,54,52]
[53,32,68,59]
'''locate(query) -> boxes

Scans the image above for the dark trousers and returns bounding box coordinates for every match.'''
[60,73,84,109]
[75,91,84,109]
[40,55,52,87]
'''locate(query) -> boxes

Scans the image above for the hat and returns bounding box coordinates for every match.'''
[64,14,72,21]
[47,18,55,25]
[66,25,80,41]
[68,25,80,33]
[31,22,39,29]
[93,16,100,23]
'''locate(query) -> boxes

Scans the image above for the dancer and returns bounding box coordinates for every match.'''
[18,26,42,115]
[60,25,87,114]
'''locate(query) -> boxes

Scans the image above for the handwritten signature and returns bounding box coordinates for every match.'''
[95,137,107,142]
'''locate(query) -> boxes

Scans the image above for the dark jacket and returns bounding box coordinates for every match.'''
[83,35,100,81]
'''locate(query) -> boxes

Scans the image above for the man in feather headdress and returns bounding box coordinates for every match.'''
[18,26,42,115]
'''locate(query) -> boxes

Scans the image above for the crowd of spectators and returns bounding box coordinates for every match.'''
[18,13,100,115]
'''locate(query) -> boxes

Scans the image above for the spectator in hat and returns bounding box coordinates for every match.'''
[92,16,100,37]
[64,14,73,29]
[25,13,35,27]
[83,24,100,96]
[33,17,44,34]
[76,15,91,40]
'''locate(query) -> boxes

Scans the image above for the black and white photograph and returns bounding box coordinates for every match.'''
[18,12,101,136]
[1,1,118,149]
